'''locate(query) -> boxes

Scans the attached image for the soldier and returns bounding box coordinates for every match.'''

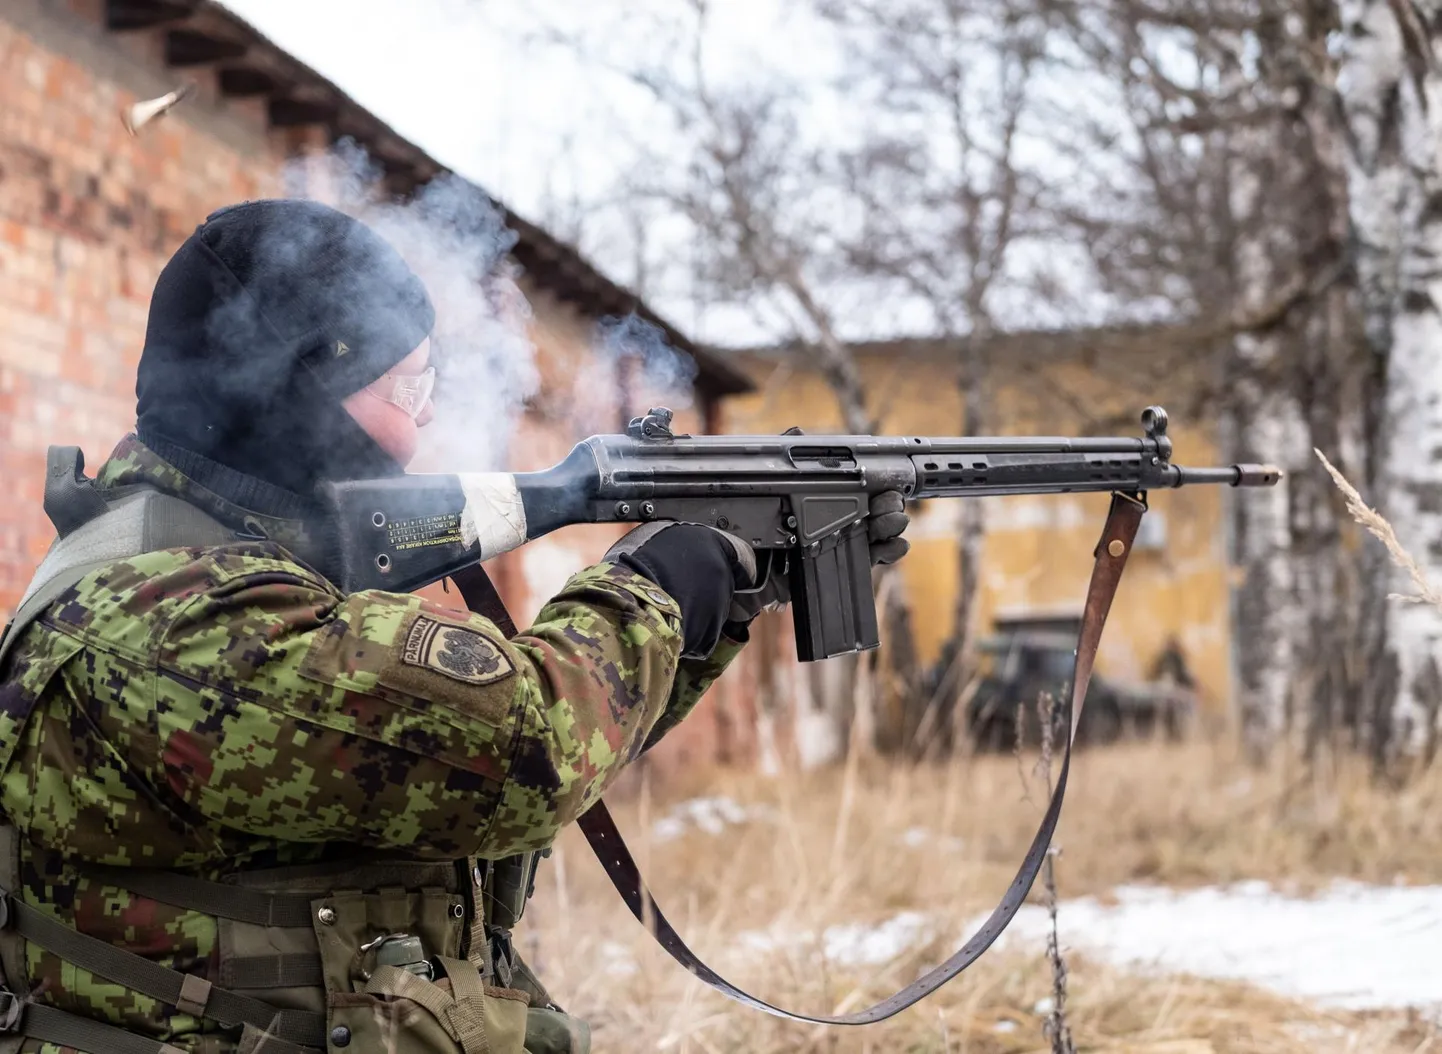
[0,199,909,1054]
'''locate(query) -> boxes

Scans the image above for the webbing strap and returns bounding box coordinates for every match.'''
[11,1002,188,1054]
[451,563,518,637]
[222,954,325,990]
[82,865,316,928]
[573,492,1147,1024]
[3,898,326,1046]
[9,1002,322,1054]
[365,959,490,1054]
[0,829,22,1017]
[239,1022,322,1054]
[0,485,239,669]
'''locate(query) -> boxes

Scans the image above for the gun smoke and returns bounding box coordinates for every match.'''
[265,140,702,476]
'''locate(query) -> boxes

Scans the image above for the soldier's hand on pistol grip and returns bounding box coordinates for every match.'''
[604,522,758,658]
[727,490,911,625]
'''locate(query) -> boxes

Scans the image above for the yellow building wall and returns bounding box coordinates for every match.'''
[725,349,1236,712]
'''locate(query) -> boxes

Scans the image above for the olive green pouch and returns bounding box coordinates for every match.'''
[312,888,530,1053]
[504,953,590,1054]
[352,956,530,1054]
[236,1017,317,1054]
[522,1006,591,1054]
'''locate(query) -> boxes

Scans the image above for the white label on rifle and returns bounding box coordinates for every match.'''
[457,473,528,559]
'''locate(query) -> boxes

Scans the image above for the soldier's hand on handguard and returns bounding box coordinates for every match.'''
[727,489,912,626]
[866,490,912,566]
[604,522,758,659]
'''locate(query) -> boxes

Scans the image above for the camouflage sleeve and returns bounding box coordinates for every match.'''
[137,553,690,860]
[642,632,748,753]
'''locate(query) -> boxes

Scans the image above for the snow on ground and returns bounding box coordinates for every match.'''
[649,796,778,842]
[611,810,1442,1017]
[898,826,966,851]
[992,880,1442,1015]
[597,940,639,978]
[716,880,1442,1016]
[738,910,934,968]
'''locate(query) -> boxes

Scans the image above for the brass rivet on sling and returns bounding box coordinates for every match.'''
[1107,539,1125,557]
[317,907,336,925]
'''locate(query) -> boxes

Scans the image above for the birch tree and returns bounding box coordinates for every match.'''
[1336,0,1442,764]
[1046,0,1390,759]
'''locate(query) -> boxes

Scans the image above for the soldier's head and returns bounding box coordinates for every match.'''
[135,198,440,498]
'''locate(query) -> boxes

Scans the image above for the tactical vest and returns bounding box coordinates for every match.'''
[0,448,588,1054]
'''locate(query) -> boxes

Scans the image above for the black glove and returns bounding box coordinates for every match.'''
[727,490,911,625]
[604,522,757,658]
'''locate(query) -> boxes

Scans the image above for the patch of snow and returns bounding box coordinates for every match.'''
[821,911,933,967]
[649,796,776,842]
[993,1020,1018,1034]
[650,817,689,842]
[1225,777,1254,798]
[988,880,1442,1015]
[736,911,937,968]
[735,927,786,957]
[717,880,1442,1017]
[899,826,966,851]
[597,940,637,978]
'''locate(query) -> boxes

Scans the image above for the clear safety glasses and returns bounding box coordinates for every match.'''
[365,366,435,419]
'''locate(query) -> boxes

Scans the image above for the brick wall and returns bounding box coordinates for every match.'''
[0,1,288,608]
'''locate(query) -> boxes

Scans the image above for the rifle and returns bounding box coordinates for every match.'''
[322,404,1279,660]
[318,405,1279,1025]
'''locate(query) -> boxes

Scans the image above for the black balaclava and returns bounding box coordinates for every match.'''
[135,199,436,514]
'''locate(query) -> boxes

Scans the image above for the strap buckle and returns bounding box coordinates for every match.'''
[486,926,516,989]
[0,988,24,1033]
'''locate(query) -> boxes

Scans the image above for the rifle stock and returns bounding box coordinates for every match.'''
[320,405,1281,660]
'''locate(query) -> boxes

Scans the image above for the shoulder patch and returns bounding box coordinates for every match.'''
[402,617,514,686]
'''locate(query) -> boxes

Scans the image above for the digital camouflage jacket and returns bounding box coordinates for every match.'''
[0,435,745,1053]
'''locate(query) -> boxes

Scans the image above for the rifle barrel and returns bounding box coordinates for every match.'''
[1173,464,1283,488]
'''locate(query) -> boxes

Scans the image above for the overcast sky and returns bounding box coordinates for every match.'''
[219,0,838,342]
[216,1,1133,350]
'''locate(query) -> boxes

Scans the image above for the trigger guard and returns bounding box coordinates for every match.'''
[732,549,785,595]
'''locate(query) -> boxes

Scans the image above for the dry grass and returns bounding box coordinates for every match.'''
[513,738,1442,1053]
[1316,449,1442,610]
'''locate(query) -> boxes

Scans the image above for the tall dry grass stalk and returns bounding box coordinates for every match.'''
[1032,692,1076,1054]
[525,738,1441,1052]
[1316,447,1442,764]
[1315,448,1442,609]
